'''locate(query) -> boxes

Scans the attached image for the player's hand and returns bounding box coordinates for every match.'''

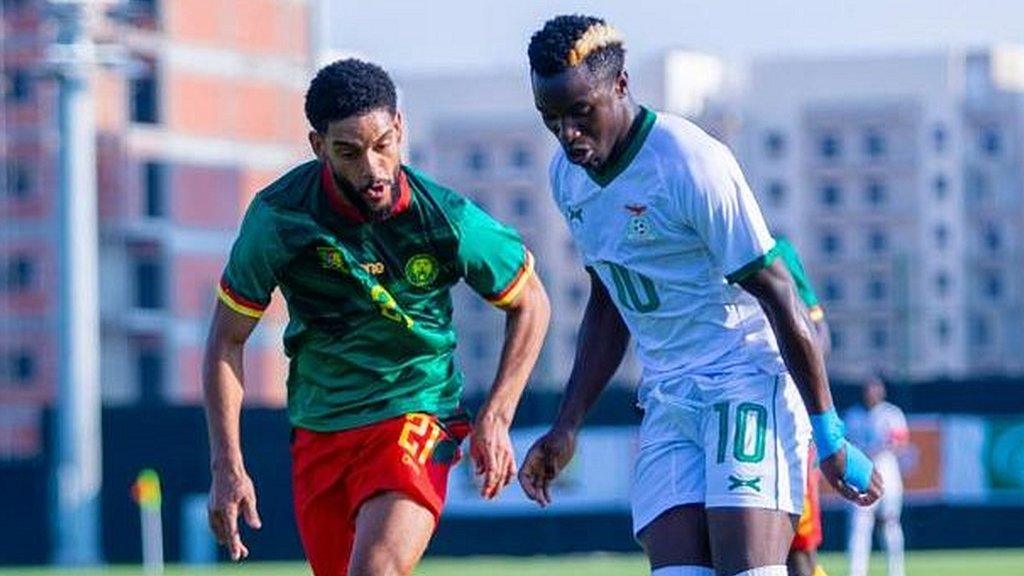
[820,445,884,507]
[208,464,262,561]
[518,426,576,507]
[470,413,516,500]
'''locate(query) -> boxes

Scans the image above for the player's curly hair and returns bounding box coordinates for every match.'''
[304,59,397,133]
[528,14,625,82]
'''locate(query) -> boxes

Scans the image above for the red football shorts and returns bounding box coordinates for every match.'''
[290,412,470,576]
[791,444,823,552]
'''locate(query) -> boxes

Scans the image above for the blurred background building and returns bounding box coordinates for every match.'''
[741,47,1024,381]
[1,0,312,465]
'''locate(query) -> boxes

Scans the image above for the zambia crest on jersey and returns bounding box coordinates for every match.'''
[405,253,439,288]
[625,204,656,241]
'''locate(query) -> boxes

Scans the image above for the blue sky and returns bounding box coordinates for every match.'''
[322,0,1023,73]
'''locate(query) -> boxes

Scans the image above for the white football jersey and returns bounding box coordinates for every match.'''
[549,108,785,389]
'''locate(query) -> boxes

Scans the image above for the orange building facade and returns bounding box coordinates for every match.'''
[1,0,314,459]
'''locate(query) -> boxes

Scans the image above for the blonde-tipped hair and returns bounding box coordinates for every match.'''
[566,23,624,67]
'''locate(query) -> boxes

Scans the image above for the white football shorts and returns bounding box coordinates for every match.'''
[631,371,811,536]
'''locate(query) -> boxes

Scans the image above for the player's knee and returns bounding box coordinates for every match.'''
[348,546,416,576]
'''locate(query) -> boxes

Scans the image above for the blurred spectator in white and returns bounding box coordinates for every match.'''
[845,376,909,576]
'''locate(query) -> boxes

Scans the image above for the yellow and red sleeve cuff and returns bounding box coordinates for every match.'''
[486,250,535,309]
[217,279,267,319]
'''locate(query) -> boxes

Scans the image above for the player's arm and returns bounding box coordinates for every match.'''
[739,263,883,505]
[474,273,551,500]
[202,302,263,561]
[519,269,630,506]
[202,200,278,561]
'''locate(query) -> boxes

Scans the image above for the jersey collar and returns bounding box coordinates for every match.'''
[320,161,413,223]
[585,105,657,188]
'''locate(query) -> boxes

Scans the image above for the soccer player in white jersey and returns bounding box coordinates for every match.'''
[845,377,909,576]
[518,15,883,576]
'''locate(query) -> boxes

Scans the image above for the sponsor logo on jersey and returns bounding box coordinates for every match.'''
[727,474,763,492]
[567,205,583,226]
[625,204,656,241]
[405,253,439,288]
[318,247,384,275]
[317,247,348,271]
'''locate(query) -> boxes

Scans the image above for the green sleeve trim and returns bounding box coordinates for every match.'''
[775,237,821,308]
[725,245,780,284]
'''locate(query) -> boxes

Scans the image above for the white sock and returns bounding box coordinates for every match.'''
[651,566,714,576]
[733,566,788,576]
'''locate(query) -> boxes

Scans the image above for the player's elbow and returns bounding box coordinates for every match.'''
[507,274,551,330]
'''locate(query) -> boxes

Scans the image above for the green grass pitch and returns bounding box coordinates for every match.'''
[2,550,1021,575]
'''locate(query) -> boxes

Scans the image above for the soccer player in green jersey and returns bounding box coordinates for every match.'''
[202,59,550,575]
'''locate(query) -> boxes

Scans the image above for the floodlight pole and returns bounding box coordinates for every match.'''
[48,0,103,566]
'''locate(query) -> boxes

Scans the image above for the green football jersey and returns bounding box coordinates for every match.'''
[775,237,823,320]
[217,160,533,432]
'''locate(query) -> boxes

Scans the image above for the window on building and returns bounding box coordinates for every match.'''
[823,277,843,302]
[983,273,1002,299]
[0,255,34,293]
[4,69,31,102]
[934,223,949,249]
[512,194,531,217]
[136,348,164,405]
[764,131,786,159]
[868,230,888,254]
[830,326,844,352]
[981,128,1001,156]
[819,182,841,207]
[869,325,888,351]
[819,132,841,160]
[820,232,841,255]
[510,146,532,169]
[933,124,947,154]
[983,224,1001,252]
[935,271,951,297]
[864,129,886,158]
[868,278,887,301]
[133,258,164,310]
[466,147,487,173]
[4,161,31,200]
[933,174,948,200]
[766,181,786,206]
[142,161,166,218]
[971,316,990,347]
[130,60,159,124]
[936,318,950,346]
[1,350,35,387]
[865,179,886,206]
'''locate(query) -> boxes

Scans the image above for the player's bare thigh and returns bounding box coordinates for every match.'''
[637,503,713,570]
[348,491,436,576]
[707,507,797,576]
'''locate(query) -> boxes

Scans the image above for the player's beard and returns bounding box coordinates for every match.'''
[332,168,401,222]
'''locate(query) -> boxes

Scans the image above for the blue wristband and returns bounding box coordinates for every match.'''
[809,408,845,461]
[842,442,874,492]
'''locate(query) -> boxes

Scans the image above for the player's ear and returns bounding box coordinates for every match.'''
[393,110,405,146]
[614,69,629,98]
[309,130,325,159]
